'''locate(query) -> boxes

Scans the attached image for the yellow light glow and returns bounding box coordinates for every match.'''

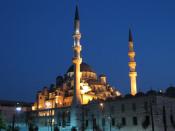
[116,91,121,96]
[32,106,35,110]
[55,97,59,104]
[81,94,93,104]
[81,85,91,94]
[45,101,51,108]
[38,105,42,109]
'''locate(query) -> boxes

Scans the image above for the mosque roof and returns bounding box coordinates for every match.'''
[67,62,95,73]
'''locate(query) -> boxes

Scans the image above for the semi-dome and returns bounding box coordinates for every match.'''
[67,62,95,73]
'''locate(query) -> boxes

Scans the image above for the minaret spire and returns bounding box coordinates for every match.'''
[74,5,80,37]
[128,29,137,96]
[75,5,79,20]
[72,4,82,105]
[71,5,82,130]
[129,28,133,42]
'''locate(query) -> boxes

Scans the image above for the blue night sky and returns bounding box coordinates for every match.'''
[0,0,175,102]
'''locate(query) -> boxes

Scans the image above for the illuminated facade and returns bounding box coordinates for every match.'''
[31,62,120,111]
[31,5,120,130]
[29,5,175,131]
[128,29,137,96]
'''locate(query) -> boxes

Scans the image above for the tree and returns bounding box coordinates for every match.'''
[0,113,6,130]
[166,86,175,97]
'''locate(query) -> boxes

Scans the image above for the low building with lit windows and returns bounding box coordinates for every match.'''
[30,89,175,131]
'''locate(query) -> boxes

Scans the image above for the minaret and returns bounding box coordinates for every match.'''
[72,5,82,105]
[128,29,137,96]
[71,5,82,130]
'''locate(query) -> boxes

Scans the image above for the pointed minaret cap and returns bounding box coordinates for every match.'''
[129,28,133,42]
[75,5,79,20]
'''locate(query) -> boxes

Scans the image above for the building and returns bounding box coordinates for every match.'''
[32,62,120,111]
[82,91,175,131]
[0,100,32,130]
[30,5,175,131]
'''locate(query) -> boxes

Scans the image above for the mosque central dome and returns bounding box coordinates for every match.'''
[67,62,95,73]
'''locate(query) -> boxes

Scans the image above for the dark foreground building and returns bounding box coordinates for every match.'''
[0,100,32,130]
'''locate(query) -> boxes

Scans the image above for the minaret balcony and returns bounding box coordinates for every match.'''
[73,45,82,52]
[73,33,81,39]
[129,72,137,77]
[128,62,136,68]
[72,57,82,64]
[128,51,135,58]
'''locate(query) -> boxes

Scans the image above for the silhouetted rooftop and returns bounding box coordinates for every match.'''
[0,100,32,107]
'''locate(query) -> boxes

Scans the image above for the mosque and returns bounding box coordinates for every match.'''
[31,6,125,113]
[30,5,175,131]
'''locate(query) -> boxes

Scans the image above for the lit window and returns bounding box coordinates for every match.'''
[45,101,51,108]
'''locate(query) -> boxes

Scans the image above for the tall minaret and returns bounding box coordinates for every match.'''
[128,29,137,96]
[71,5,82,130]
[72,5,82,105]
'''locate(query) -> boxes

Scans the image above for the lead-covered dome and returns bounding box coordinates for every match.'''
[67,62,95,73]
[66,62,97,80]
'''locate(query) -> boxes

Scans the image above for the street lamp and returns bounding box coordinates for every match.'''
[99,103,105,131]
[12,103,22,131]
[16,107,22,112]
[99,103,112,131]
[99,103,104,111]
[107,115,111,131]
